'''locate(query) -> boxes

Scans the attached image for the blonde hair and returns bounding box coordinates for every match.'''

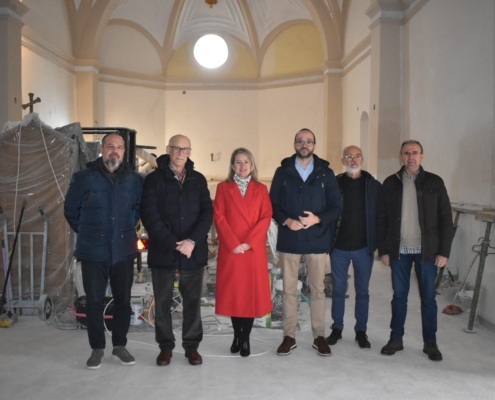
[226,148,259,182]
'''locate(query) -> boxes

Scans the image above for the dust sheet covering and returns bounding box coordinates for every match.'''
[0,114,85,307]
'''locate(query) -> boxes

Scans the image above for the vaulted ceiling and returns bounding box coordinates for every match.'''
[64,0,349,80]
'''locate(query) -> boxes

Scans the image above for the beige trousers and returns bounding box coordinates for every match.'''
[279,252,327,339]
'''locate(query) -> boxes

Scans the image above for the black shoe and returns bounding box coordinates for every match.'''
[355,331,371,349]
[325,328,342,345]
[230,336,241,353]
[423,342,443,361]
[240,339,250,357]
[380,339,404,356]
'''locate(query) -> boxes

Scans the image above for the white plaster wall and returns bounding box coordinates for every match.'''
[99,82,166,153]
[258,83,325,179]
[22,0,72,55]
[21,47,76,128]
[164,89,259,179]
[402,0,495,327]
[342,56,371,173]
[343,0,371,56]
[99,25,163,75]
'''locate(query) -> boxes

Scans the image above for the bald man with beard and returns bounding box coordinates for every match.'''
[326,146,381,350]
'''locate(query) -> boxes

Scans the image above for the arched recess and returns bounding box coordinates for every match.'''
[360,111,370,169]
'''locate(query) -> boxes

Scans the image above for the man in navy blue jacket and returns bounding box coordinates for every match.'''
[326,146,381,350]
[65,133,143,370]
[270,128,342,357]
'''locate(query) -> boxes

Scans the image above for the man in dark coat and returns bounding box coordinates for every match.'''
[377,140,454,361]
[326,146,381,350]
[270,128,342,357]
[140,134,213,367]
[65,133,143,370]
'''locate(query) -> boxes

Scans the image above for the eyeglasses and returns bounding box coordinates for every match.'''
[295,139,314,146]
[402,151,422,157]
[168,146,191,155]
[344,154,362,160]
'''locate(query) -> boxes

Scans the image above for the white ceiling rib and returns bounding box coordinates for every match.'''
[173,0,250,49]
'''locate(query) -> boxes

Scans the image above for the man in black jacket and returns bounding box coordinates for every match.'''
[326,146,381,350]
[377,140,454,361]
[140,135,213,367]
[270,128,342,357]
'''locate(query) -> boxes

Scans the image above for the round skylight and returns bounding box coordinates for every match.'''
[193,34,228,69]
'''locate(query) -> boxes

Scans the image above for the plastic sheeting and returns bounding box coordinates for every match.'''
[0,114,86,312]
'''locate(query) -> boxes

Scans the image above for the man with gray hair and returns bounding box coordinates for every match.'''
[140,135,213,367]
[326,146,381,350]
[377,140,454,361]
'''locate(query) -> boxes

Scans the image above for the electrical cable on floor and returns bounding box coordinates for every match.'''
[102,298,273,358]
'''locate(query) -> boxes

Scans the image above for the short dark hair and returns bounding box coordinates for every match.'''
[294,128,316,144]
[400,140,423,154]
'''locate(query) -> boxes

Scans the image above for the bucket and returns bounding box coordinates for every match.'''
[130,303,143,325]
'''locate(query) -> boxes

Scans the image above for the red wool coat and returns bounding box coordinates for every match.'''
[214,180,273,318]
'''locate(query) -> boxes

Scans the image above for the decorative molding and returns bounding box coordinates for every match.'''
[341,33,371,69]
[0,0,29,20]
[74,66,99,74]
[100,69,324,91]
[402,0,430,24]
[324,68,343,74]
[368,11,404,29]
[342,47,370,77]
[21,34,77,74]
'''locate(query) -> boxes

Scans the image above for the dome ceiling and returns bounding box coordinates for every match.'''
[67,0,347,81]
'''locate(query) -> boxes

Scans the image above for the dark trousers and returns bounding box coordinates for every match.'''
[390,254,438,343]
[231,317,254,341]
[81,259,134,350]
[152,266,204,351]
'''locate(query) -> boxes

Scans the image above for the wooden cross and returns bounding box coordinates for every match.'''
[22,93,41,113]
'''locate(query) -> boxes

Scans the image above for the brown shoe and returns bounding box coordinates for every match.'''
[185,349,203,365]
[313,336,331,356]
[277,336,297,356]
[156,349,172,366]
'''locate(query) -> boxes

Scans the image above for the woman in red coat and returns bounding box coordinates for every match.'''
[214,148,273,357]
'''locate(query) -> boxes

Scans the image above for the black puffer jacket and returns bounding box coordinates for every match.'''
[270,154,342,254]
[64,158,143,264]
[140,155,213,269]
[376,166,454,262]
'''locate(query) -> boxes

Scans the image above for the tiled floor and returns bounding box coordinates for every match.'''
[1,262,494,400]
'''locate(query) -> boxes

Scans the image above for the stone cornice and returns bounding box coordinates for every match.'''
[0,0,28,21]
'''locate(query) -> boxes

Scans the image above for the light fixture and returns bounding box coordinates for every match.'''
[205,0,217,8]
[193,34,228,69]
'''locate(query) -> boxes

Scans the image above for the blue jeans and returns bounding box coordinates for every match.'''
[151,266,204,351]
[390,254,437,343]
[81,259,135,350]
[330,247,373,332]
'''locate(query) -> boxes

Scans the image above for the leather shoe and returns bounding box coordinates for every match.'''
[381,339,404,356]
[240,339,250,357]
[423,342,443,361]
[156,349,172,366]
[276,336,297,356]
[185,349,203,365]
[313,336,331,356]
[230,336,241,353]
